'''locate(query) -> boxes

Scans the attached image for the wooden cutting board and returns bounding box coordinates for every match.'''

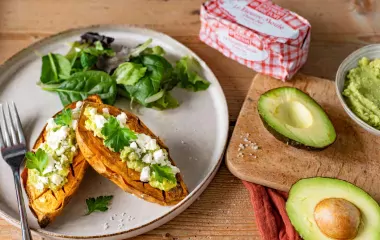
[226,73,380,202]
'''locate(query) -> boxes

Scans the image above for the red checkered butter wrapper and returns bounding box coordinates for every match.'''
[200,0,311,81]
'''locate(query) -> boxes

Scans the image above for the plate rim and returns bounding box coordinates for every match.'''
[0,24,229,239]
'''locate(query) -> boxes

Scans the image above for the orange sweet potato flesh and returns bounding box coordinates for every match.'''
[76,102,189,206]
[21,95,102,228]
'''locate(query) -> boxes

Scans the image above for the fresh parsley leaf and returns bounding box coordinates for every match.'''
[112,62,147,85]
[150,164,177,183]
[40,53,71,84]
[101,116,137,152]
[85,195,113,215]
[174,56,210,91]
[54,108,72,126]
[25,149,49,174]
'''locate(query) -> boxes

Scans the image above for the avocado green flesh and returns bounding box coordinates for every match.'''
[258,87,336,148]
[286,177,380,240]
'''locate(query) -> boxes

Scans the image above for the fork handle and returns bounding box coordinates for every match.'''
[13,169,32,240]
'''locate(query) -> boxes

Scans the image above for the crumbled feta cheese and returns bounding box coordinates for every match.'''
[43,155,56,175]
[142,153,153,164]
[116,112,127,126]
[76,101,83,109]
[46,126,69,150]
[34,182,45,190]
[130,142,138,150]
[55,163,63,171]
[56,147,66,156]
[136,134,151,151]
[88,108,97,116]
[94,114,107,129]
[38,176,49,184]
[60,154,68,163]
[72,120,78,129]
[102,108,109,114]
[71,146,76,152]
[153,149,166,165]
[145,138,157,151]
[51,174,64,185]
[171,166,180,174]
[46,118,57,130]
[140,166,150,182]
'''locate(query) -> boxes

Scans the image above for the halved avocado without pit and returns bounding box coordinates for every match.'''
[258,87,336,149]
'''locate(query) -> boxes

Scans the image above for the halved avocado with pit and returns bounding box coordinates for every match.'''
[286,177,380,240]
[258,87,336,149]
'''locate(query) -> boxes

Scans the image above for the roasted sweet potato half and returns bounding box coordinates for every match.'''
[21,95,102,228]
[76,102,189,205]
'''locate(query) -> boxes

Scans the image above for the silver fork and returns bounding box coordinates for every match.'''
[0,102,32,240]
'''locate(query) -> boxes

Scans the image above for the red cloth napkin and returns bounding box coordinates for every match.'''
[242,181,301,240]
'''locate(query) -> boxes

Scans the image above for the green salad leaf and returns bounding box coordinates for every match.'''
[121,54,179,109]
[85,195,113,215]
[25,149,49,174]
[54,108,72,126]
[112,62,147,85]
[39,71,117,106]
[142,46,166,56]
[40,53,71,84]
[80,52,98,69]
[174,56,210,91]
[129,39,153,58]
[83,42,115,57]
[139,54,173,92]
[150,92,179,110]
[101,116,137,152]
[150,164,177,183]
[38,33,211,111]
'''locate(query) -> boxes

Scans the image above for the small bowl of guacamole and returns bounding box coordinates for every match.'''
[336,44,380,135]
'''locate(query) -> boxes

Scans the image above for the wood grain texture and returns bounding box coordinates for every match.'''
[226,73,380,202]
[0,0,379,239]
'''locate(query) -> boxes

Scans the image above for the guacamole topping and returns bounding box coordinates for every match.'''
[26,101,82,191]
[84,107,180,191]
[343,57,380,129]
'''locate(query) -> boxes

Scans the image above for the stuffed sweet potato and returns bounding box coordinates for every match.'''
[76,102,188,205]
[21,95,102,228]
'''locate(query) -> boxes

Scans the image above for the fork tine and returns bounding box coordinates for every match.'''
[11,102,25,145]
[0,104,11,147]
[6,102,18,145]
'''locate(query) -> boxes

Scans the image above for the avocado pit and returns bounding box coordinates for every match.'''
[314,198,361,239]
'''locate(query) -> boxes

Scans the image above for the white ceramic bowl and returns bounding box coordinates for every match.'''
[335,44,380,136]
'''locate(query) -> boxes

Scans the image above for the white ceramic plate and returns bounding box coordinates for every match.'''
[0,25,228,240]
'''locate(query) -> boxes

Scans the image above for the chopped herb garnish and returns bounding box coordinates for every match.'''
[85,195,113,215]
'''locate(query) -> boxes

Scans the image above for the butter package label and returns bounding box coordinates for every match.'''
[199,0,311,80]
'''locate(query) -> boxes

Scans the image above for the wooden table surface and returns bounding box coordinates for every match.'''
[0,0,378,239]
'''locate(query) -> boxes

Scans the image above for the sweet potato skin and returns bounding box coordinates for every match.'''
[76,102,189,206]
[21,95,102,228]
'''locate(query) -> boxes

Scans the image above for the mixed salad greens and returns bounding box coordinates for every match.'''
[38,32,210,110]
